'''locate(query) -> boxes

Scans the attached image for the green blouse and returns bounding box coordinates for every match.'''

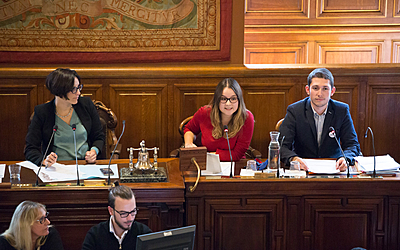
[53,110,90,161]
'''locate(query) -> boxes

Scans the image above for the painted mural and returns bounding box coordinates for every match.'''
[0,0,220,52]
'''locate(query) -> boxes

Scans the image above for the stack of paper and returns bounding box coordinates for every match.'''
[303,159,339,174]
[17,161,119,183]
[355,155,400,173]
[302,159,359,174]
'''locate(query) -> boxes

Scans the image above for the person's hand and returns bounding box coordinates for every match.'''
[336,157,347,171]
[184,143,197,148]
[43,152,57,167]
[292,156,308,171]
[85,149,97,164]
[184,131,197,149]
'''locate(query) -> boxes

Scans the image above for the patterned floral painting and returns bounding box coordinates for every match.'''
[0,0,221,53]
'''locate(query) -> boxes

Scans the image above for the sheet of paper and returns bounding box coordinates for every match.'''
[220,162,235,176]
[202,161,235,176]
[16,161,119,182]
[205,153,222,173]
[240,169,262,177]
[0,164,5,178]
[355,154,400,172]
[282,170,307,178]
[17,161,38,171]
[303,159,340,174]
[302,159,360,175]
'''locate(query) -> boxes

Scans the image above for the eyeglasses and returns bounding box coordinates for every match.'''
[220,96,238,104]
[71,84,83,94]
[36,212,49,224]
[113,208,138,218]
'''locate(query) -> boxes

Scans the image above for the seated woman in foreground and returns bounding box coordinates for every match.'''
[0,201,64,250]
[24,68,105,167]
[184,78,254,161]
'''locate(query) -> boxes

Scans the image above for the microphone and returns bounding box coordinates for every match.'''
[223,125,233,178]
[72,124,80,186]
[36,125,58,186]
[365,127,376,178]
[107,120,126,185]
[329,127,350,177]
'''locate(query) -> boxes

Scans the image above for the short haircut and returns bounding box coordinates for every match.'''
[108,182,134,208]
[307,68,334,88]
[45,68,81,99]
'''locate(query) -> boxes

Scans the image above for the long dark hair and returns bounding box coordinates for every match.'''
[209,78,247,139]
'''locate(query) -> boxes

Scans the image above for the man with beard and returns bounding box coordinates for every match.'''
[82,182,151,250]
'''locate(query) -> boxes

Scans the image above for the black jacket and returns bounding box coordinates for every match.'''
[24,96,105,166]
[0,226,64,250]
[81,220,152,250]
[279,97,360,166]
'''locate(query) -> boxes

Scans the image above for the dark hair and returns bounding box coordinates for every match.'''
[108,181,134,208]
[307,68,334,88]
[45,68,81,99]
[209,78,247,139]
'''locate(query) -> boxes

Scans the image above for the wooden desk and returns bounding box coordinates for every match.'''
[0,158,185,250]
[184,175,400,250]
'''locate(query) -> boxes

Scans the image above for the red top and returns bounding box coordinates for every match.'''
[184,106,254,161]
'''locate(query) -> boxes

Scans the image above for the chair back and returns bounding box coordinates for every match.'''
[178,116,202,147]
[275,118,284,131]
[93,100,120,159]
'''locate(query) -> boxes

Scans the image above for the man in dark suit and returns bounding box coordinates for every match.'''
[279,68,360,171]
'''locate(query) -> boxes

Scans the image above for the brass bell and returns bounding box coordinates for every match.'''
[134,140,153,170]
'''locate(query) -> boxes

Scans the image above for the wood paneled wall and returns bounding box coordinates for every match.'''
[1,64,400,164]
[185,177,400,250]
[244,0,400,64]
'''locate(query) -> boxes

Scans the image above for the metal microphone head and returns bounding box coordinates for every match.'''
[53,125,58,132]
[328,126,335,138]
[365,127,370,138]
[223,125,228,133]
[71,124,76,131]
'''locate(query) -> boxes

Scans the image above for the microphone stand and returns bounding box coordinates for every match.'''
[36,125,58,187]
[107,120,126,185]
[72,124,80,186]
[329,127,350,178]
[223,125,233,178]
[365,127,376,178]
[334,135,350,178]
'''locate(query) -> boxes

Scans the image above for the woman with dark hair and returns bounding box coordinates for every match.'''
[24,68,105,167]
[0,201,64,250]
[184,78,254,161]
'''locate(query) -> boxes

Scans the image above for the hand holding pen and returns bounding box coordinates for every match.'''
[43,152,58,168]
